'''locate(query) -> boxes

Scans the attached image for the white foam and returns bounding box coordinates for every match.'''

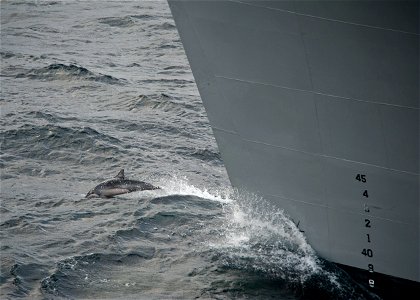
[209,190,321,283]
[157,175,233,204]
[136,175,323,283]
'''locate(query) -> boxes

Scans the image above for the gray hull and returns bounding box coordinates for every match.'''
[167,0,419,287]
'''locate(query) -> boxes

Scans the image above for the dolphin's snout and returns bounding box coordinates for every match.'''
[85,189,98,198]
[86,193,99,198]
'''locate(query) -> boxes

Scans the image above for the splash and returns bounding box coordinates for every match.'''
[149,175,318,283]
[157,174,233,204]
[210,190,321,284]
[149,175,320,283]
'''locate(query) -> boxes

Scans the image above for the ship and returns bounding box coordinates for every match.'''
[167,0,419,297]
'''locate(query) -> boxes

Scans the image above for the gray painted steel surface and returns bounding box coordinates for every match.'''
[167,0,419,283]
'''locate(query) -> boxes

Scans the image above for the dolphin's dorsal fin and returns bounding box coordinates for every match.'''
[115,169,125,179]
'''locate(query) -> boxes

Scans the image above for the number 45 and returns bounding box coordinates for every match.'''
[356,174,367,183]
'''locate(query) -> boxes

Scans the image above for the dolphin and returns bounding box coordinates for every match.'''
[86,169,159,198]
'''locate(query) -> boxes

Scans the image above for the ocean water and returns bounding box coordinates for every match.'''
[1,1,380,299]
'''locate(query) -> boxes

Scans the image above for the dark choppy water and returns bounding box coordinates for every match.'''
[1,1,379,299]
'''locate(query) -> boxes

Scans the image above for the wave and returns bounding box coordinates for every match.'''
[162,65,189,71]
[130,14,155,20]
[130,93,178,111]
[9,1,59,6]
[5,263,50,299]
[41,250,155,298]
[140,78,194,85]
[1,124,124,164]
[150,22,176,31]
[190,148,222,163]
[161,22,176,30]
[98,16,136,28]
[158,44,178,49]
[26,111,79,123]
[98,14,160,28]
[15,63,125,85]
[115,93,199,116]
[0,215,33,229]
[111,193,225,243]
[172,146,223,164]
[0,51,18,59]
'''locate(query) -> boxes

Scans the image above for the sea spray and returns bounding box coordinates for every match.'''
[154,176,319,283]
[157,175,320,282]
[156,174,233,204]
[210,189,320,284]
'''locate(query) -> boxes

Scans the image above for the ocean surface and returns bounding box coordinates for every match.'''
[1,1,380,299]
